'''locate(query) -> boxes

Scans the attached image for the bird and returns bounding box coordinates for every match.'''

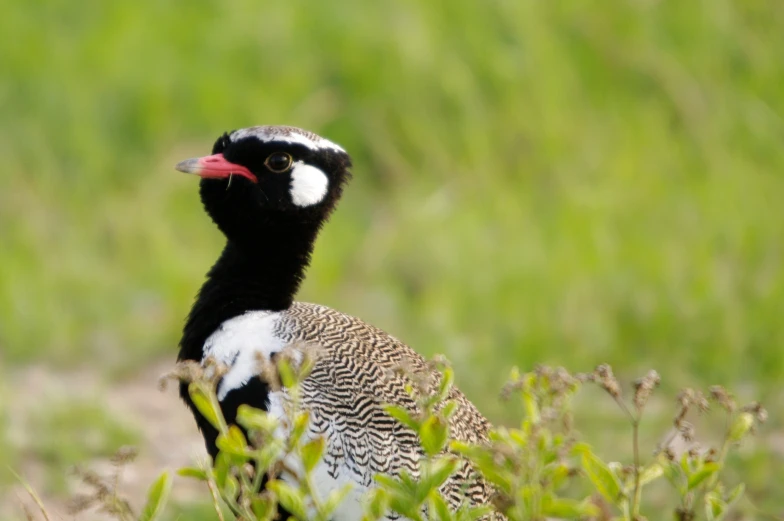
[175,125,496,520]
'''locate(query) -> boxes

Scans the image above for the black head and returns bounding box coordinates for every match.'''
[176,125,352,242]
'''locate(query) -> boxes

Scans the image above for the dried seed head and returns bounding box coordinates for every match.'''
[158,360,206,390]
[66,494,96,515]
[72,466,109,493]
[595,364,612,379]
[427,354,450,371]
[201,356,229,381]
[709,385,736,413]
[677,388,694,408]
[255,352,282,392]
[687,443,702,459]
[110,446,138,466]
[674,388,695,427]
[694,391,709,413]
[594,364,622,399]
[704,447,718,463]
[549,366,578,396]
[633,369,661,411]
[679,421,695,442]
[574,372,594,383]
[741,401,768,424]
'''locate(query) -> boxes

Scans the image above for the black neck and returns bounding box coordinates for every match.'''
[178,216,320,362]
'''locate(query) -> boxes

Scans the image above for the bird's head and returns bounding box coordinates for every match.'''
[176,126,352,240]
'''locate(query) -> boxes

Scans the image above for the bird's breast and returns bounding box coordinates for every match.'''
[202,310,290,400]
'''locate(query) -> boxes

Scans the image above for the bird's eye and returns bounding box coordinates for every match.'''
[265,152,293,173]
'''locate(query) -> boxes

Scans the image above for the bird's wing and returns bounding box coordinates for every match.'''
[274,302,496,512]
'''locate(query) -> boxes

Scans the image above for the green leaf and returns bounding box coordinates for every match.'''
[385,405,419,430]
[398,469,420,493]
[574,444,623,503]
[374,474,410,496]
[687,462,721,490]
[223,474,239,499]
[376,471,426,520]
[252,496,277,521]
[322,484,353,519]
[638,462,664,487]
[728,412,755,443]
[216,425,248,456]
[300,436,326,473]
[422,457,459,492]
[680,452,692,475]
[545,462,572,491]
[542,496,599,518]
[177,466,207,481]
[704,489,725,521]
[364,489,389,521]
[277,359,297,388]
[420,416,449,456]
[429,491,452,521]
[521,374,540,424]
[726,483,745,507]
[138,471,172,521]
[237,404,278,433]
[508,428,529,448]
[289,411,310,446]
[213,452,230,488]
[441,401,458,420]
[657,453,687,494]
[255,440,285,472]
[456,504,493,521]
[189,383,221,430]
[269,479,308,520]
[437,368,454,402]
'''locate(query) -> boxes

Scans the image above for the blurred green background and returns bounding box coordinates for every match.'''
[1,0,783,517]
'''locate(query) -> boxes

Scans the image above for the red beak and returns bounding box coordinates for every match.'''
[175,154,256,183]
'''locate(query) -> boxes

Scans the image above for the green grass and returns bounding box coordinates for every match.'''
[1,0,783,513]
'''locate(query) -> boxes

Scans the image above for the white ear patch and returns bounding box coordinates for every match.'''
[290,162,329,207]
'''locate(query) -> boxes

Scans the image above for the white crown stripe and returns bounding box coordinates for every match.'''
[230,126,346,153]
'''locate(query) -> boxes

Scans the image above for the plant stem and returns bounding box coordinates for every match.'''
[206,476,227,521]
[631,417,642,519]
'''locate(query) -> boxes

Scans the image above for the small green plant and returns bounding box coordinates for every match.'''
[163,355,765,521]
[17,355,766,521]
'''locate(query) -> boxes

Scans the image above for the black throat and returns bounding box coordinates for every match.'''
[178,213,321,363]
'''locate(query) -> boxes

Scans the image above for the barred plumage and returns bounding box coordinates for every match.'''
[280,303,496,514]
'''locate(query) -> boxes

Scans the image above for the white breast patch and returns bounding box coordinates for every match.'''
[203,311,288,400]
